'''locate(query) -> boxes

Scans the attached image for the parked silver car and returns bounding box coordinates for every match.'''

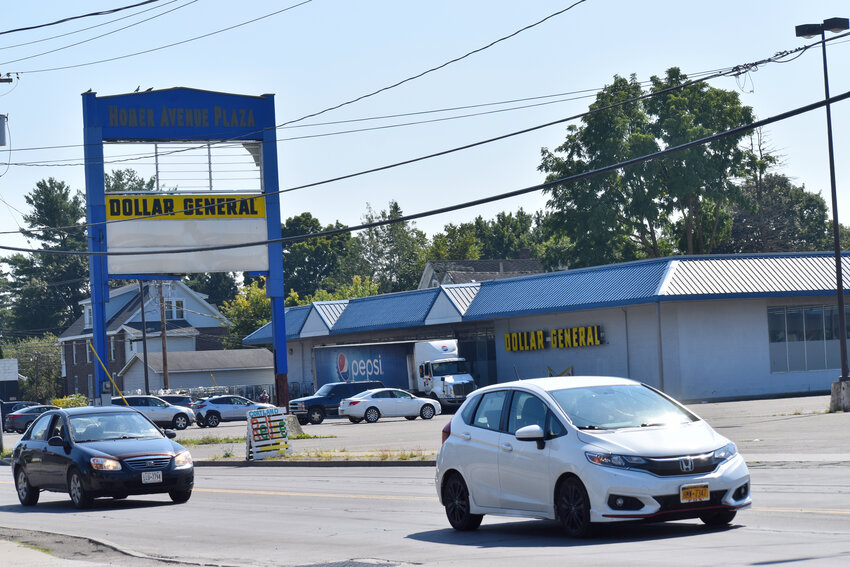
[193,395,274,428]
[111,395,195,430]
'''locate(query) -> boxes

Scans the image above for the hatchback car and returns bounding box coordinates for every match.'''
[4,405,59,433]
[436,376,751,537]
[111,395,195,430]
[339,388,441,423]
[193,395,274,427]
[11,406,194,508]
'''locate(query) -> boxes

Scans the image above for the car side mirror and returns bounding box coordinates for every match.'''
[165,430,177,439]
[48,435,65,447]
[515,424,546,450]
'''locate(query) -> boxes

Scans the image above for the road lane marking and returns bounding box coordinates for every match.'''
[753,507,850,516]
[194,487,436,501]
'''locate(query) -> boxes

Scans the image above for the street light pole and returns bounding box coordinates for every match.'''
[796,17,850,410]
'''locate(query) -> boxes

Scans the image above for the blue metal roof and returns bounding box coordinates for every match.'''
[242,305,310,345]
[242,252,849,345]
[464,259,670,320]
[331,288,440,334]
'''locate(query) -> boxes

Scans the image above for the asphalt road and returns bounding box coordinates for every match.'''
[1,464,849,566]
[1,394,849,566]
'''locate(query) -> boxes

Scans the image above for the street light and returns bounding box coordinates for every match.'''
[796,17,850,410]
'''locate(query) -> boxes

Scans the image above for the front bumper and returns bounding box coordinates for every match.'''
[83,465,194,497]
[585,454,752,523]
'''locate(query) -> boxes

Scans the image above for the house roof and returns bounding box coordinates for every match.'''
[242,252,850,345]
[418,259,543,289]
[118,348,273,376]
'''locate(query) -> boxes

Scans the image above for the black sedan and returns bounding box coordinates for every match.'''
[11,406,194,509]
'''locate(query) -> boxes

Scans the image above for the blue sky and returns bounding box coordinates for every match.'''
[1,0,849,252]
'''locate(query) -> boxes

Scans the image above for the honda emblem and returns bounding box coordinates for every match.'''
[679,457,694,472]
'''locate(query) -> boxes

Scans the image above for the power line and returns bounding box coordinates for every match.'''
[0,0,183,52]
[2,89,847,259]
[8,1,312,74]
[0,46,807,239]
[0,0,163,36]
[273,0,590,129]
[0,1,198,67]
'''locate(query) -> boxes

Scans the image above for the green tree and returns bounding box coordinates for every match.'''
[358,201,428,293]
[539,68,754,266]
[3,178,88,335]
[286,275,381,306]
[473,209,541,259]
[105,168,156,192]
[219,279,271,349]
[282,213,356,299]
[1,334,63,403]
[183,272,238,308]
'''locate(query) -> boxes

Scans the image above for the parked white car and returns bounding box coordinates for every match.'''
[435,376,751,537]
[339,388,441,423]
[111,395,195,430]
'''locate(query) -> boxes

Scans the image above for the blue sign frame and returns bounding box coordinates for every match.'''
[82,88,287,400]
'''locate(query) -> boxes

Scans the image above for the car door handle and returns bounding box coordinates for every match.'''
[460,432,472,441]
[501,443,513,452]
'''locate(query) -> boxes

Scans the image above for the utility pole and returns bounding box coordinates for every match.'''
[158,281,169,390]
[139,282,151,394]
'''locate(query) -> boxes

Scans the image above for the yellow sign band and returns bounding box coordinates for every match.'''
[106,194,266,220]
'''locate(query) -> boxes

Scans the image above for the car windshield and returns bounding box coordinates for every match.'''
[431,360,469,376]
[314,384,336,396]
[550,384,698,430]
[70,412,163,442]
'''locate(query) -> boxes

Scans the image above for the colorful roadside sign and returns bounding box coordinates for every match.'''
[246,407,290,461]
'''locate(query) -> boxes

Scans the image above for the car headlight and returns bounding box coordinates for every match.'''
[586,452,647,468]
[91,457,121,471]
[713,442,738,463]
[174,450,193,469]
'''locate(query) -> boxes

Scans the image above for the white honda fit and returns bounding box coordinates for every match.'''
[435,376,751,537]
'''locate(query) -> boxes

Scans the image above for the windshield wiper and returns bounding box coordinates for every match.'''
[578,425,608,430]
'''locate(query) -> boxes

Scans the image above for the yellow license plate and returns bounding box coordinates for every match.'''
[680,484,709,503]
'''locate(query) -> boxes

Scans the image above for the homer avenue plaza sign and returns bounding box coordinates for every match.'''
[504,325,604,352]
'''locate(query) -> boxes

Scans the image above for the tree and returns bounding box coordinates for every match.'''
[1,334,63,403]
[358,201,428,293]
[2,178,88,335]
[473,209,542,259]
[285,275,381,306]
[183,272,238,308]
[539,68,754,266]
[219,279,271,349]
[105,168,156,192]
[281,213,357,299]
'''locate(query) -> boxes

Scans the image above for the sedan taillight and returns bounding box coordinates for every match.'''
[441,421,451,444]
[349,400,361,406]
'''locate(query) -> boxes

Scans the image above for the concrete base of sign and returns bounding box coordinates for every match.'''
[286,414,304,436]
[829,380,850,412]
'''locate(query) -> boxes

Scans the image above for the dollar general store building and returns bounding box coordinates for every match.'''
[247,252,847,402]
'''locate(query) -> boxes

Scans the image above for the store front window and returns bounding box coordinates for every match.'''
[768,305,848,372]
